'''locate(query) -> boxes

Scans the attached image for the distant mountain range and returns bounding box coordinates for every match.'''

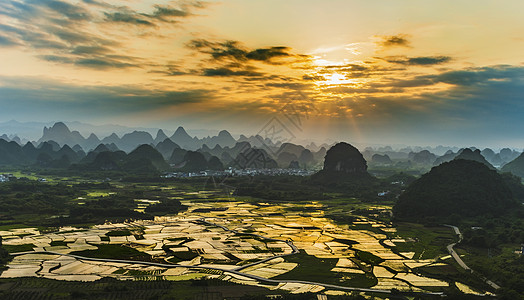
[0,122,331,171]
[2,121,524,176]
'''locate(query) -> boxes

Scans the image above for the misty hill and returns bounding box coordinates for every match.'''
[231,147,278,169]
[155,138,180,160]
[38,122,85,148]
[409,150,436,165]
[453,148,495,170]
[371,154,392,165]
[201,130,236,148]
[0,134,22,145]
[175,151,224,172]
[0,139,85,167]
[501,152,524,178]
[433,150,458,166]
[117,131,154,152]
[84,133,101,151]
[153,129,169,145]
[394,159,520,222]
[170,127,200,150]
[73,144,169,173]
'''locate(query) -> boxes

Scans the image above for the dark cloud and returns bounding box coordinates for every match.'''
[368,65,524,91]
[49,26,98,44]
[38,54,74,63]
[188,39,308,65]
[104,12,155,26]
[0,34,20,46]
[71,45,111,55]
[81,0,112,8]
[382,55,452,65]
[302,74,325,81]
[153,5,190,19]
[75,57,138,69]
[203,67,263,77]
[378,34,410,47]
[45,0,91,20]
[245,47,291,61]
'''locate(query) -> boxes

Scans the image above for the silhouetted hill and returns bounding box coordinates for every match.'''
[394,159,520,222]
[231,148,278,169]
[311,142,374,183]
[310,142,376,195]
[0,139,25,165]
[179,151,208,171]
[298,149,315,168]
[276,151,298,168]
[322,142,367,174]
[155,138,180,160]
[501,152,524,178]
[277,143,306,158]
[169,148,188,165]
[85,151,126,171]
[126,144,170,172]
[208,156,224,170]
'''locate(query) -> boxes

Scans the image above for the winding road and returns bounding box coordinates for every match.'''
[443,225,500,290]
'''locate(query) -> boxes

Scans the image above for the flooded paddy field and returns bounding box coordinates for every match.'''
[0,190,488,297]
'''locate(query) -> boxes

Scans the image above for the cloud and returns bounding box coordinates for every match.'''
[377,34,410,47]
[376,65,524,89]
[0,0,208,70]
[433,65,524,86]
[0,75,212,119]
[382,55,452,65]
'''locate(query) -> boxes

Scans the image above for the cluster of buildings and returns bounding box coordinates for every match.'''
[0,173,13,182]
[162,168,315,178]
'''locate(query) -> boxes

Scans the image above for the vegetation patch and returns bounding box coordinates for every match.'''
[355,250,384,265]
[105,229,132,237]
[70,244,152,261]
[166,251,199,263]
[274,250,377,288]
[2,243,35,253]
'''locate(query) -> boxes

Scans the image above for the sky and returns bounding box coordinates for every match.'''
[0,0,523,148]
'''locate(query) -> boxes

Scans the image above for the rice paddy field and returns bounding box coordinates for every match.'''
[0,188,491,298]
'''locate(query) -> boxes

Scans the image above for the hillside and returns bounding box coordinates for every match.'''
[394,159,520,222]
[501,152,524,178]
